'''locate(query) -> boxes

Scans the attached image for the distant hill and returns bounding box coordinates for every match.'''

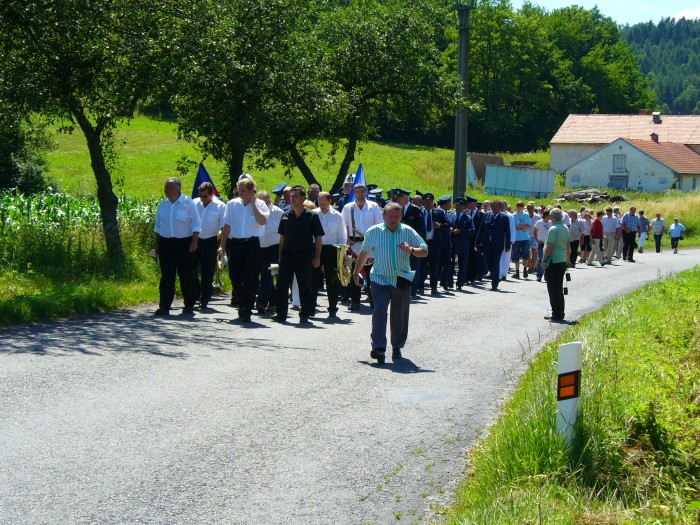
[622,18,700,114]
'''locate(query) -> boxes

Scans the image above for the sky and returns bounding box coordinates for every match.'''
[510,0,700,26]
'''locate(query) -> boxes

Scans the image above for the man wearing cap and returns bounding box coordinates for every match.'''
[192,181,226,309]
[476,200,511,291]
[341,182,383,311]
[336,174,355,211]
[271,182,287,207]
[452,197,475,290]
[220,177,270,322]
[153,177,202,315]
[397,189,426,297]
[465,196,483,285]
[352,202,428,364]
[419,193,448,294]
[436,195,454,290]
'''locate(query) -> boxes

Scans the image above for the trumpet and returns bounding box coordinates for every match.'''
[334,244,353,286]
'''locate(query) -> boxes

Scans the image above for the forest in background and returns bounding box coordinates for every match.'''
[623,17,700,115]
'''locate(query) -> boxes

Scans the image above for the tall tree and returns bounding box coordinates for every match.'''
[173,0,317,192]
[0,0,182,259]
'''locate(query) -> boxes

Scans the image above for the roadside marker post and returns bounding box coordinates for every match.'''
[556,341,583,445]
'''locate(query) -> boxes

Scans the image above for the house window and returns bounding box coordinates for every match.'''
[613,155,626,173]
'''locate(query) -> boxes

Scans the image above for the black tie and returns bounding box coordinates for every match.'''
[426,210,432,233]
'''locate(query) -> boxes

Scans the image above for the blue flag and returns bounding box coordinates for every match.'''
[191,163,221,200]
[348,163,366,203]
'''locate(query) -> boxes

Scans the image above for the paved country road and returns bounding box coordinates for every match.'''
[1,250,698,525]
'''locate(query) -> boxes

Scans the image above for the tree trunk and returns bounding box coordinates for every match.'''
[74,113,124,261]
[289,145,320,187]
[330,135,358,194]
[227,131,245,198]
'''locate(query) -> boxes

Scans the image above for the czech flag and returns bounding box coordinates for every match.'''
[191,163,221,200]
[348,163,366,203]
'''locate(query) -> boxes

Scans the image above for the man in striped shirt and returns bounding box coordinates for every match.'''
[352,203,428,364]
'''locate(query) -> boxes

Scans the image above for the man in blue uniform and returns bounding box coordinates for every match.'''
[476,200,511,291]
[436,195,454,290]
[451,197,475,290]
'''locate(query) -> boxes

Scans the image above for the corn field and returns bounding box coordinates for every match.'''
[0,189,157,276]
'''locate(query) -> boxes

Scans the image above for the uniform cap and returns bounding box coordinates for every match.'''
[438,194,452,204]
[422,193,435,201]
[272,182,287,195]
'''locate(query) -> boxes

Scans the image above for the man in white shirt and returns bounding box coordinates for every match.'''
[341,182,383,311]
[651,212,666,253]
[315,192,348,317]
[220,177,269,322]
[192,182,226,309]
[601,206,619,264]
[153,177,201,315]
[256,191,284,314]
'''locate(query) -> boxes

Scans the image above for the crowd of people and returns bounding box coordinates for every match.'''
[153,174,689,363]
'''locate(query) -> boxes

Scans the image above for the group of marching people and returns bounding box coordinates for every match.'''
[153,173,687,328]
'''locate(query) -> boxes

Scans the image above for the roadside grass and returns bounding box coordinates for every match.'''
[447,266,700,525]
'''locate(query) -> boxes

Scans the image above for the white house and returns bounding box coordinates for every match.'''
[550,113,700,173]
[565,137,700,192]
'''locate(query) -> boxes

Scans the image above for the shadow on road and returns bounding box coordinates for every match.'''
[357,358,435,374]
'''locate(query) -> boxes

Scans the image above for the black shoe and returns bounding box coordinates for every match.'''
[523,268,529,278]
[182,306,195,314]
[154,308,169,316]
[239,314,251,322]
[229,298,238,307]
[392,349,402,360]
[628,259,635,263]
[544,315,564,321]
[515,271,520,279]
[431,288,439,295]
[271,313,287,323]
[350,302,360,311]
[370,349,386,364]
[299,315,309,323]
[536,275,542,282]
[199,302,209,309]
[328,308,338,317]
[256,306,265,314]
[456,285,463,291]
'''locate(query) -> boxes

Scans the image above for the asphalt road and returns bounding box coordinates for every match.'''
[1,249,698,525]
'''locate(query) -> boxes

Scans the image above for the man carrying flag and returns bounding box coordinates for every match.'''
[191,163,221,200]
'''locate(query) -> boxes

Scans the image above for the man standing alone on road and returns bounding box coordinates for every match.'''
[542,208,570,322]
[153,177,201,315]
[353,203,428,364]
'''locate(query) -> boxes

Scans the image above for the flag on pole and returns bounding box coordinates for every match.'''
[191,163,221,200]
[348,163,366,204]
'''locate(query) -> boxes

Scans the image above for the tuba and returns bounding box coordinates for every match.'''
[334,244,353,286]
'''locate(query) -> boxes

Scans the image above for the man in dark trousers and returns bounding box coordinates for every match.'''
[451,197,476,290]
[396,189,426,297]
[272,185,325,324]
[436,195,454,291]
[465,196,484,284]
[476,200,511,291]
[419,193,449,295]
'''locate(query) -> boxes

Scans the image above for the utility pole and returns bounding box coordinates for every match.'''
[453,0,475,201]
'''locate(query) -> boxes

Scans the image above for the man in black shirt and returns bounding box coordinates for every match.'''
[272,186,325,323]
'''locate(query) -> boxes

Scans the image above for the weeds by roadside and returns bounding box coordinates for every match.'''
[448,266,700,525]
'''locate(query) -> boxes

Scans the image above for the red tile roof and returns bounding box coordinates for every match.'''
[624,139,700,175]
[551,114,700,145]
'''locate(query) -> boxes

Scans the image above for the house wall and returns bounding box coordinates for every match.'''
[484,165,556,198]
[564,141,675,192]
[678,174,700,192]
[550,144,605,173]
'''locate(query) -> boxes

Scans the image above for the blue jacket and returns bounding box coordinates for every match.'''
[476,211,511,253]
[451,211,475,254]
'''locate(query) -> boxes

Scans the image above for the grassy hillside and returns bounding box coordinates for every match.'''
[45,115,549,199]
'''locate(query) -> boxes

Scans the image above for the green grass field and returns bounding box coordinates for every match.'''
[45,115,549,199]
[447,266,700,525]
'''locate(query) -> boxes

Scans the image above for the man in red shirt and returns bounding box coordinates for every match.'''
[586,210,606,266]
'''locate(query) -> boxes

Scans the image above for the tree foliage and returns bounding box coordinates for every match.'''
[623,17,700,114]
[0,0,186,258]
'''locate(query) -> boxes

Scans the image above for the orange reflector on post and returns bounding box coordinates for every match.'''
[557,370,580,401]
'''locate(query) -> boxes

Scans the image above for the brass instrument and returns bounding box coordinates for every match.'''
[334,244,353,286]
